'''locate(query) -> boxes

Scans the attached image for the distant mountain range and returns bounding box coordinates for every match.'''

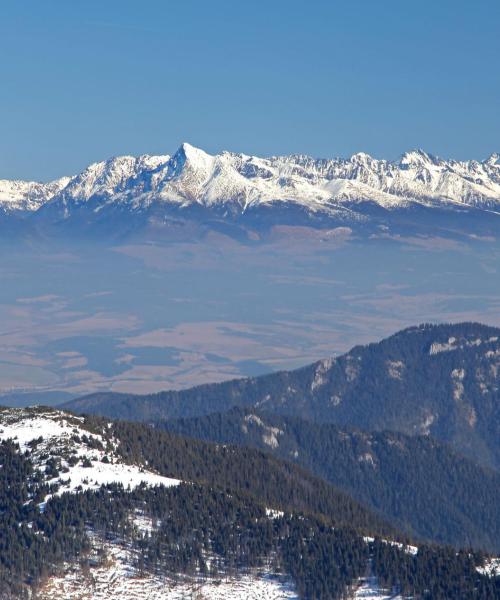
[2,144,500,239]
[66,322,500,471]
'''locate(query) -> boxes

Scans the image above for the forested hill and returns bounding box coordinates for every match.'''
[98,413,395,536]
[1,406,499,600]
[157,406,500,553]
[66,322,500,470]
[0,406,393,536]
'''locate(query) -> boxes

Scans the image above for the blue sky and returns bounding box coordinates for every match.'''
[1,0,499,181]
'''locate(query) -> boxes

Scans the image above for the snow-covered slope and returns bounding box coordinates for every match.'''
[0,407,179,500]
[0,176,71,213]
[2,144,500,224]
[39,537,299,600]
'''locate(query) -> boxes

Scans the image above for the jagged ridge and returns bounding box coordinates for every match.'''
[2,144,500,220]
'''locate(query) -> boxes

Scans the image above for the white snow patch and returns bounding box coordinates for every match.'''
[386,360,404,380]
[311,358,333,391]
[451,368,465,401]
[243,414,283,449]
[362,538,418,556]
[419,413,435,435]
[345,359,359,382]
[477,558,500,578]
[358,453,376,467]
[330,394,342,406]
[131,511,161,536]
[352,575,404,599]
[429,337,458,354]
[266,508,285,520]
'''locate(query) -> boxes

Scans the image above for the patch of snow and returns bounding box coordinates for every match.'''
[386,360,404,380]
[358,453,376,467]
[362,538,418,556]
[477,558,500,577]
[311,358,333,391]
[266,508,285,520]
[451,368,465,402]
[345,358,359,382]
[0,175,71,212]
[429,335,500,355]
[485,348,500,358]
[330,394,342,406]
[244,414,265,428]
[429,337,457,354]
[243,414,284,449]
[131,511,161,536]
[419,413,435,436]
[352,575,404,599]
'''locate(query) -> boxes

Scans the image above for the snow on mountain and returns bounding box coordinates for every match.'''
[40,537,299,600]
[0,176,71,213]
[2,144,500,222]
[0,407,179,500]
[52,153,170,212]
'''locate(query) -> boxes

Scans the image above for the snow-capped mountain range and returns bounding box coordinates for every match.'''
[2,143,500,236]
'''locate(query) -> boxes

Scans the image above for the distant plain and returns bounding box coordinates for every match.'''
[1,231,499,405]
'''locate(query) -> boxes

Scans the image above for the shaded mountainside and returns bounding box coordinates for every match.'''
[66,322,500,470]
[157,406,500,552]
[1,407,499,600]
[0,406,394,536]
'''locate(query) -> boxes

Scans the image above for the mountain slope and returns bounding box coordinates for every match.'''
[2,145,500,238]
[1,407,498,600]
[156,406,500,552]
[66,322,500,471]
[0,175,71,214]
[0,406,393,535]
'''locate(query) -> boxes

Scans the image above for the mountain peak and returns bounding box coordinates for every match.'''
[168,142,215,177]
[399,149,436,166]
[174,142,213,163]
[350,151,373,163]
[485,152,500,166]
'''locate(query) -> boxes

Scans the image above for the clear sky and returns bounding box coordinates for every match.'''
[1,0,499,181]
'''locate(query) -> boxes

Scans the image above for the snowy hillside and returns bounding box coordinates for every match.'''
[0,407,179,500]
[2,144,500,223]
[0,405,497,600]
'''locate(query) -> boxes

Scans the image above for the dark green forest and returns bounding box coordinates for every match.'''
[1,439,498,600]
[156,406,500,552]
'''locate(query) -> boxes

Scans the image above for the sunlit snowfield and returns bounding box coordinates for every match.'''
[1,233,499,404]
